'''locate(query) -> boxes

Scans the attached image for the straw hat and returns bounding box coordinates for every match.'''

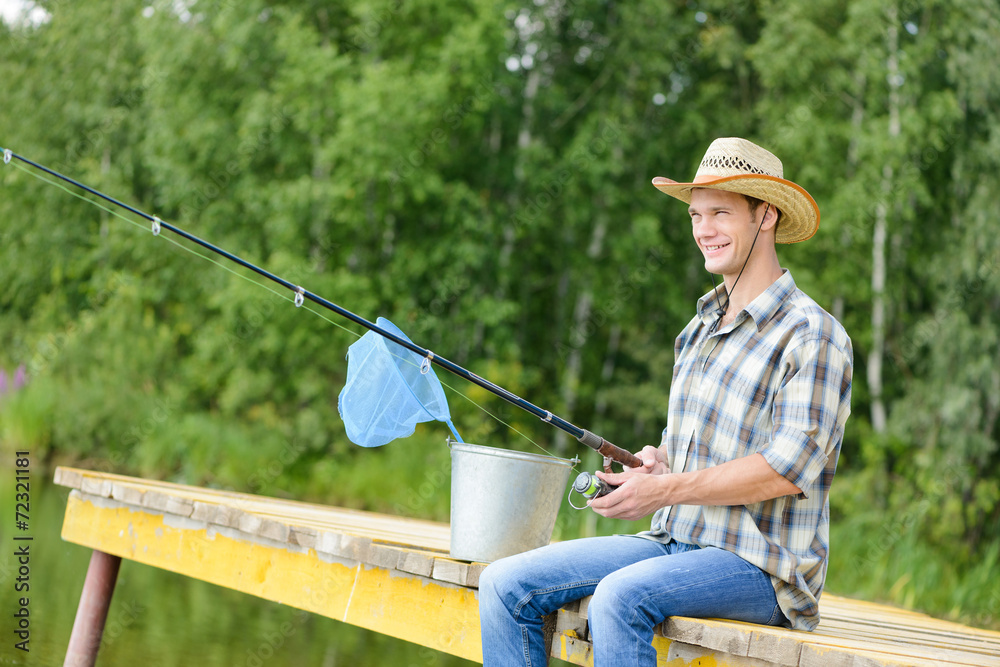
[652,137,819,244]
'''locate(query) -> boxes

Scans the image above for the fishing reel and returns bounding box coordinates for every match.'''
[568,470,620,510]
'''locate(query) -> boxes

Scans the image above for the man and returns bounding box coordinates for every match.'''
[478,137,853,666]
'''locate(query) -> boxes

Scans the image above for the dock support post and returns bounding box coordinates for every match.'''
[64,550,122,667]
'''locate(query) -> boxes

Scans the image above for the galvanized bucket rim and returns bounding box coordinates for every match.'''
[447,438,579,469]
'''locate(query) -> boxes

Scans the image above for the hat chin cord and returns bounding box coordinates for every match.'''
[711,202,770,321]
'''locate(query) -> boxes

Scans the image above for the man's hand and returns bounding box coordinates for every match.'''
[588,469,671,520]
[590,453,803,521]
[588,445,671,521]
[627,445,671,475]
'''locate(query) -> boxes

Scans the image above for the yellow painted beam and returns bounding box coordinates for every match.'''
[61,475,1000,667]
[61,493,483,662]
[553,631,747,667]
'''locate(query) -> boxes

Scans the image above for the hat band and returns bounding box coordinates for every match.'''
[699,154,780,177]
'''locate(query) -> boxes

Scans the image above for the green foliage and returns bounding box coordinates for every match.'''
[1,0,999,631]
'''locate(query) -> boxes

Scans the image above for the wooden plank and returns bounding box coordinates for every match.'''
[747,627,804,666]
[212,504,241,529]
[552,628,780,667]
[554,607,588,640]
[820,594,1000,641]
[578,593,1000,667]
[54,466,453,552]
[668,615,997,667]
[60,490,483,662]
[658,638,780,667]
[288,525,319,550]
[796,632,995,667]
[812,600,1000,666]
[432,559,472,587]
[369,544,405,571]
[54,467,1000,667]
[553,631,593,665]
[397,548,437,578]
[53,466,84,489]
[797,643,948,667]
[140,489,173,513]
[111,482,144,506]
[54,466,470,598]
[815,617,1000,657]
[80,476,112,498]
[190,500,219,523]
[321,533,374,563]
[663,616,752,657]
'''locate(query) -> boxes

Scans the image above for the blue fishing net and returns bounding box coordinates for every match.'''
[338,317,463,447]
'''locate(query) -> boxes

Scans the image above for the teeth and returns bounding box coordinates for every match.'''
[705,244,728,251]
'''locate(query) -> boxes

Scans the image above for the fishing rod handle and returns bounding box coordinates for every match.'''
[577,430,642,469]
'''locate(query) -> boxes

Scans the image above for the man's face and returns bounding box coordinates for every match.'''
[688,188,762,280]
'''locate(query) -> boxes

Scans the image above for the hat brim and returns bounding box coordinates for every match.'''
[652,174,820,244]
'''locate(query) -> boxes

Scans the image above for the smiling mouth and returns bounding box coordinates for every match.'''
[703,243,730,252]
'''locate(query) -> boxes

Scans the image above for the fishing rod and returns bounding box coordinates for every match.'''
[2,147,642,469]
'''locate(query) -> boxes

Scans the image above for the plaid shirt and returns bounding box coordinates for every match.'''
[642,270,853,631]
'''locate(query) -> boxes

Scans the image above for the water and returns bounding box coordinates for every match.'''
[0,469,477,666]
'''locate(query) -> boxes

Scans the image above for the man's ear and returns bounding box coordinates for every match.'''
[759,203,780,233]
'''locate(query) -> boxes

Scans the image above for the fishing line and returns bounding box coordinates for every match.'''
[3,149,565,462]
[5,158,355,335]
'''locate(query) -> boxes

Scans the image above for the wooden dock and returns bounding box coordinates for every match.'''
[55,467,1000,666]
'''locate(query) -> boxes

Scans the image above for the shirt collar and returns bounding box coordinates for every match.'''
[697,270,797,332]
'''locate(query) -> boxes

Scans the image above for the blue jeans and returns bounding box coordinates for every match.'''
[478,536,786,666]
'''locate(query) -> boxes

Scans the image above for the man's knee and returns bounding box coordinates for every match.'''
[589,576,628,621]
[478,561,502,600]
[588,572,661,630]
[479,556,525,613]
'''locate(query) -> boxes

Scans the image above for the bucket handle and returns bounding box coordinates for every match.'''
[447,437,580,466]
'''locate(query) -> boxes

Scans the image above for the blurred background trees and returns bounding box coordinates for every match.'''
[1,0,998,626]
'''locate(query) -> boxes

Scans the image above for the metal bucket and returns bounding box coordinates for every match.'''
[448,440,577,563]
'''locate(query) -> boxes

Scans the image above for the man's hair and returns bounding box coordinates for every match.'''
[743,194,782,230]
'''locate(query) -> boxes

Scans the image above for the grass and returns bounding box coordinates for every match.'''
[827,485,1000,631]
